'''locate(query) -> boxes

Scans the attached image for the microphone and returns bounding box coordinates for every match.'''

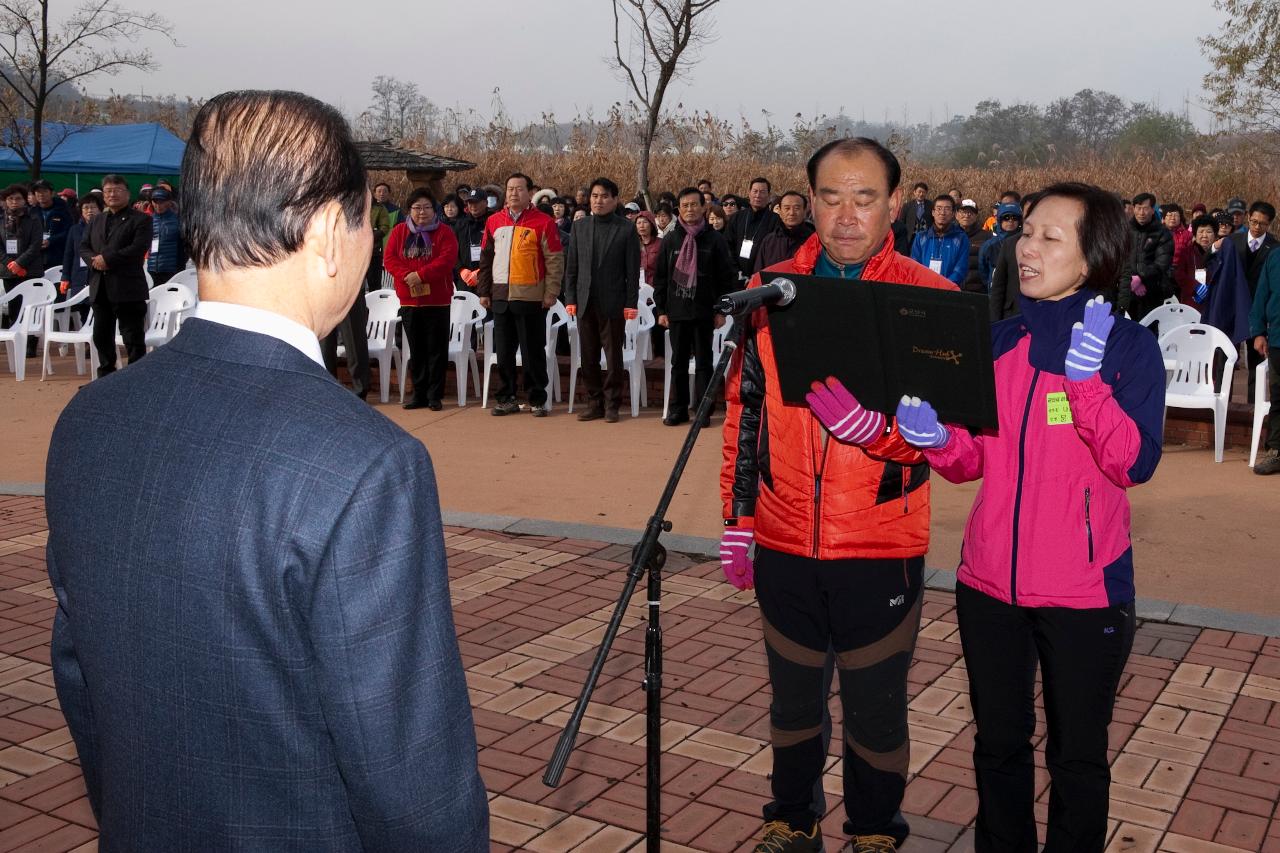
[716,277,797,315]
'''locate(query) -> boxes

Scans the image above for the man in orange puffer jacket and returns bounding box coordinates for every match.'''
[720,138,956,853]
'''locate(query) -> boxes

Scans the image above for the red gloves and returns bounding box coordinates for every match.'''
[7,261,25,277]
[565,304,576,318]
[623,308,639,320]
[719,520,754,590]
[59,281,69,294]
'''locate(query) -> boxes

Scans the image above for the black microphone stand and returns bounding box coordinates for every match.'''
[543,304,752,852]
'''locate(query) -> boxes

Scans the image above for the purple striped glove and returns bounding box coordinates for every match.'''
[719,524,754,590]
[895,396,951,449]
[1065,295,1115,381]
[806,376,886,446]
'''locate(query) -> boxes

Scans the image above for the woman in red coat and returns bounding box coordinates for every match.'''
[383,188,458,410]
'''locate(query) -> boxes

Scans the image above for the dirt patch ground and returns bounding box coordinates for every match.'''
[4,355,1276,616]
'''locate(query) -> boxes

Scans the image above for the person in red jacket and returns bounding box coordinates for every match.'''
[721,138,956,853]
[384,188,457,410]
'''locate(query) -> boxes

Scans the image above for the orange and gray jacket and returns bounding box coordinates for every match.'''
[476,206,563,303]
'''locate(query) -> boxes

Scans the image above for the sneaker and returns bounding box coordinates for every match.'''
[1255,449,1280,475]
[491,400,520,416]
[531,405,548,417]
[846,836,897,853]
[754,820,824,852]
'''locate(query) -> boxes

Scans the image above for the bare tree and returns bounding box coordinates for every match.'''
[1201,0,1280,140]
[0,1,174,177]
[610,0,720,206]
[358,75,438,143]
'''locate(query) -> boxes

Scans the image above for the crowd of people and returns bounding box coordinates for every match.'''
[33,87,1280,853]
[357,166,1280,474]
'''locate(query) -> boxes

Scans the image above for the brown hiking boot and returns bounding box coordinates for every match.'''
[753,820,824,852]
[1255,448,1280,475]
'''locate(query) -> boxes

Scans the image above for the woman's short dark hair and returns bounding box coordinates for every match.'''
[80,194,104,211]
[806,137,902,193]
[707,203,727,221]
[404,187,435,211]
[180,90,368,272]
[1024,182,1128,295]
[1191,214,1217,233]
[590,177,619,198]
[0,183,27,200]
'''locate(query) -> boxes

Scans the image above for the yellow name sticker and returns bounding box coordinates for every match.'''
[1046,392,1073,425]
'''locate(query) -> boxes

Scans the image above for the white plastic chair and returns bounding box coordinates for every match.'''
[1162,295,1181,306]
[44,264,62,281]
[50,286,91,334]
[441,291,484,406]
[167,267,199,296]
[1160,323,1238,463]
[42,309,97,380]
[636,283,657,362]
[143,284,196,350]
[1250,360,1272,468]
[0,279,57,380]
[380,269,393,290]
[619,308,656,417]
[1140,302,1200,338]
[481,303,570,410]
[364,289,402,404]
[663,315,734,419]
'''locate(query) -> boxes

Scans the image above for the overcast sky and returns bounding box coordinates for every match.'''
[99,0,1225,129]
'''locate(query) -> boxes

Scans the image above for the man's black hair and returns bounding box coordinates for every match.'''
[1000,190,1021,203]
[589,177,619,198]
[656,202,673,215]
[805,137,902,193]
[749,176,772,192]
[912,181,929,192]
[180,90,367,272]
[676,186,704,205]
[1249,200,1276,221]
[1024,182,1128,296]
[779,190,808,206]
[373,181,392,192]
[506,172,533,191]
[932,194,955,209]
[1132,192,1157,208]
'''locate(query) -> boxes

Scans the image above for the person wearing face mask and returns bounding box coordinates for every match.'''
[895,183,1165,853]
[384,188,458,411]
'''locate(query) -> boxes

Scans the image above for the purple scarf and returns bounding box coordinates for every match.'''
[403,211,441,259]
[674,217,705,299]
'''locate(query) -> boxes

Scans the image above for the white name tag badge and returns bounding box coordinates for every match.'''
[79,257,87,268]
[151,236,160,254]
[738,238,753,260]
[42,231,50,242]
[470,244,482,263]
[1195,269,1207,285]
[928,259,943,274]
[5,239,16,255]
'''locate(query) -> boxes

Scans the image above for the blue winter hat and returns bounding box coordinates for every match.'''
[996,202,1022,221]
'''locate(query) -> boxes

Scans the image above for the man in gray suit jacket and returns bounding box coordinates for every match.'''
[563,177,640,422]
[44,90,488,852]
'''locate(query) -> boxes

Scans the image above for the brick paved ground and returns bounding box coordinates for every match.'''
[2,494,1279,852]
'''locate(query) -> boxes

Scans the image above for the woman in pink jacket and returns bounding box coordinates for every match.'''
[895,182,1166,853]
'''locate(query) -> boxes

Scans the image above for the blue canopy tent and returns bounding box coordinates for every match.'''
[0,122,185,194]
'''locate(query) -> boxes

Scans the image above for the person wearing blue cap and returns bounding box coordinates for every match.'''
[983,200,1025,321]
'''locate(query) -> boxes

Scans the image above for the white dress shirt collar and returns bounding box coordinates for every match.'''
[193,301,325,367]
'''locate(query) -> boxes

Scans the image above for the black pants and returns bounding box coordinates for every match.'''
[577,301,625,412]
[2,277,24,328]
[668,315,714,415]
[91,293,147,377]
[493,301,547,407]
[321,289,370,399]
[956,582,1135,853]
[366,252,384,293]
[400,305,450,405]
[1268,351,1280,451]
[755,546,923,843]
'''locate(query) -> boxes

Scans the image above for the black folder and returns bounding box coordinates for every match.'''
[764,272,998,428]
